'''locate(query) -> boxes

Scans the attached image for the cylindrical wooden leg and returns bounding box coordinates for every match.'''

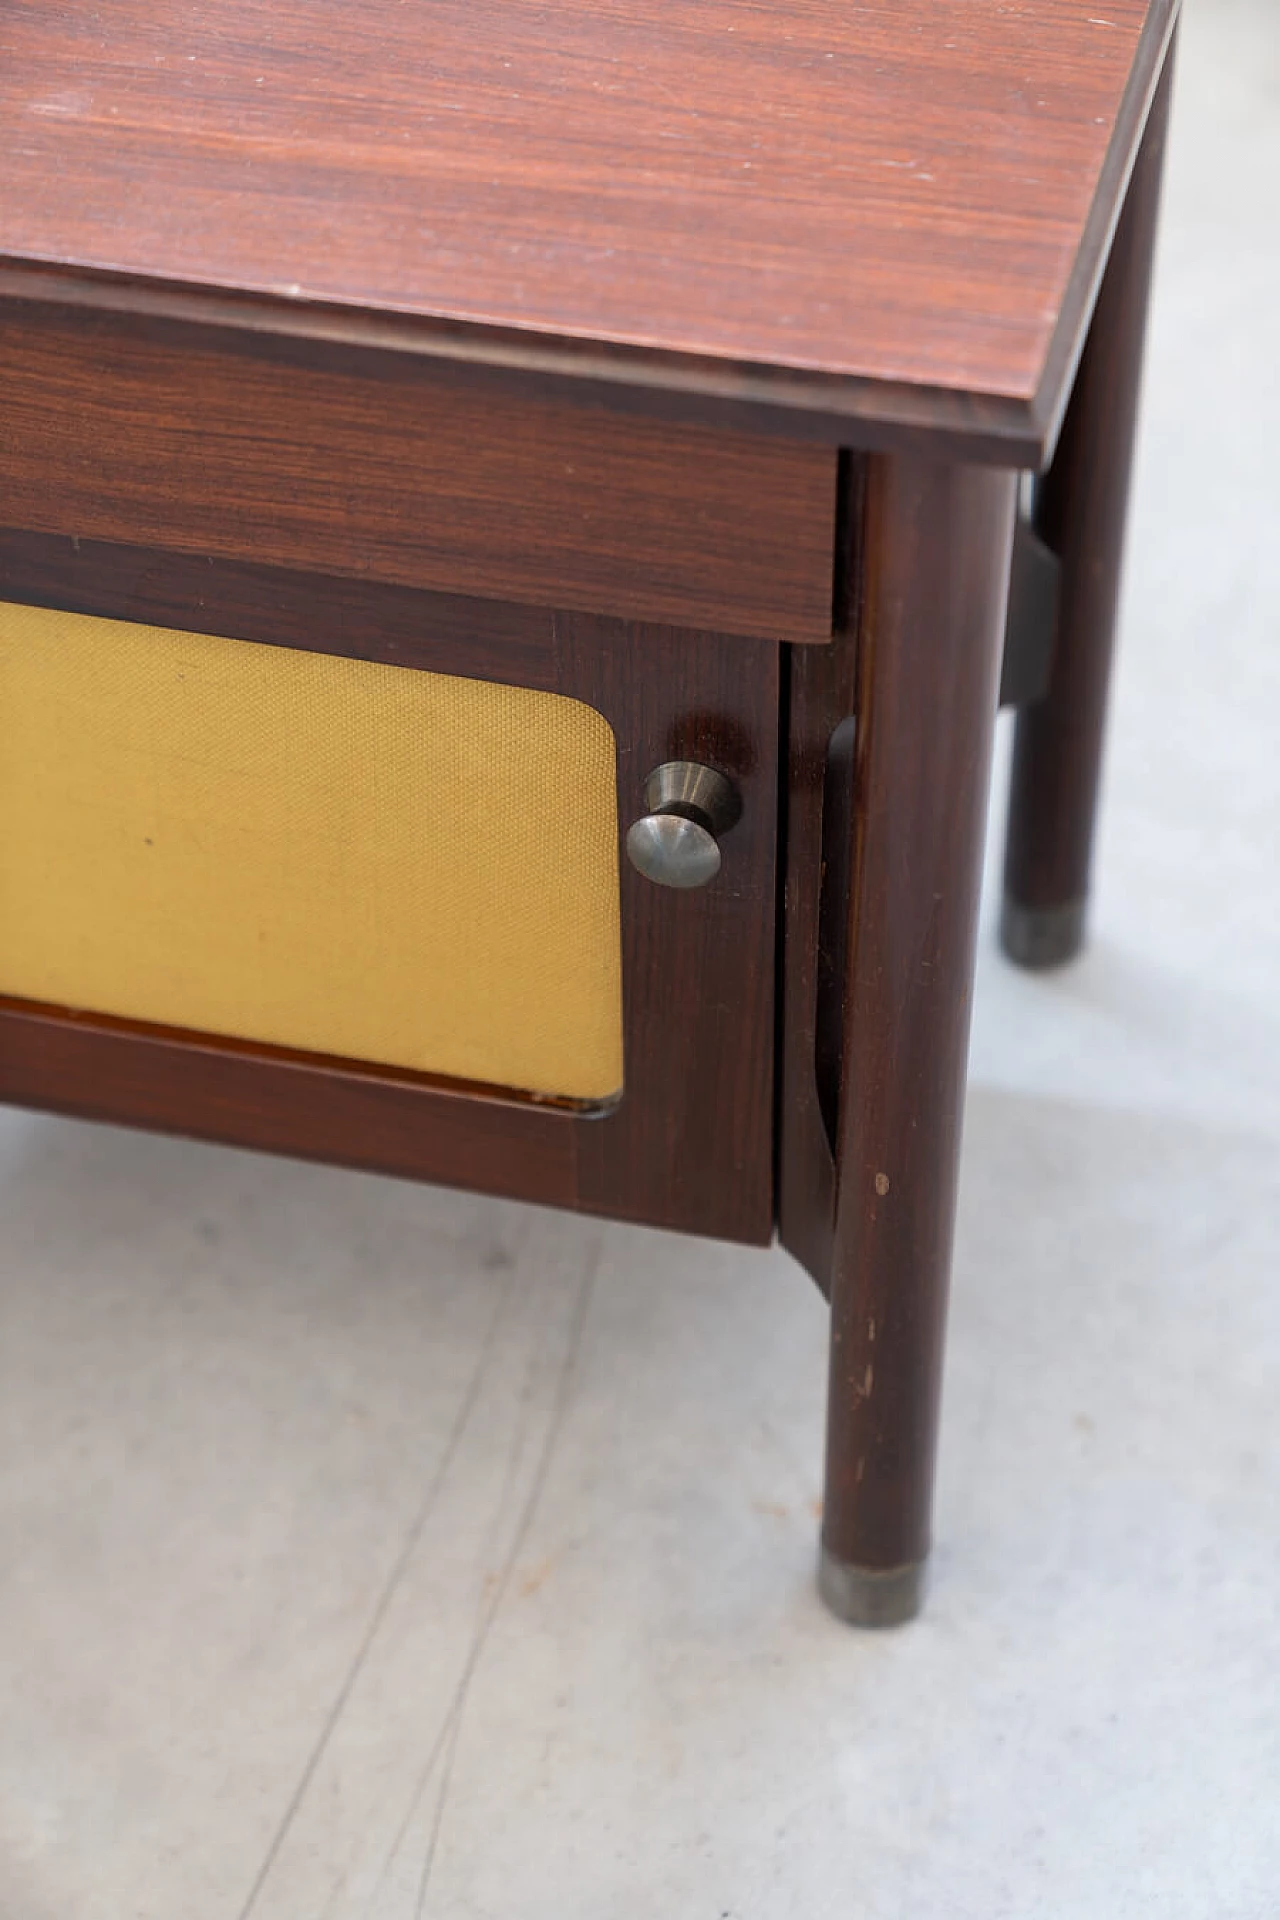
[1001,45,1175,968]
[819,454,1017,1626]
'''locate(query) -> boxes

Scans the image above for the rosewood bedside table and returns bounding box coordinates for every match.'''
[0,0,1177,1625]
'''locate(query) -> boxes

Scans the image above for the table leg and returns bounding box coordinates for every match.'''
[1001,44,1176,968]
[819,453,1016,1626]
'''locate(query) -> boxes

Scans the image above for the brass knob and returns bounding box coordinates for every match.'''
[625,762,741,890]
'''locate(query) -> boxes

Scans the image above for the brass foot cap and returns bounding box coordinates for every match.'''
[1000,896,1087,971]
[817,1547,927,1628]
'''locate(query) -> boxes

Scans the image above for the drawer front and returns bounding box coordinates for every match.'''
[0,303,838,644]
[0,534,780,1243]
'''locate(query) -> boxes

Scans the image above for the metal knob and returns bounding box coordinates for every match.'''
[625,761,740,890]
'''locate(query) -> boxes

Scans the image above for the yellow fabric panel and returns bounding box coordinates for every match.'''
[0,601,623,1101]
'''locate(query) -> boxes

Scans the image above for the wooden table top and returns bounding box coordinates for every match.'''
[1,0,1176,457]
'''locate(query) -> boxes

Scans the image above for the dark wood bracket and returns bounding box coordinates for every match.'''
[998,505,1061,711]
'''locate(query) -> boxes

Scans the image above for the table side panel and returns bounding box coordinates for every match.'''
[0,304,837,642]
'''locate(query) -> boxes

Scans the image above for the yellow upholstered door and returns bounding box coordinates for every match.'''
[0,602,623,1102]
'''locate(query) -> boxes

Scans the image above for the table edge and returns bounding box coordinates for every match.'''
[0,0,1177,469]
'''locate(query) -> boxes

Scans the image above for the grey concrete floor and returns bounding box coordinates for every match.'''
[2,3,1278,1913]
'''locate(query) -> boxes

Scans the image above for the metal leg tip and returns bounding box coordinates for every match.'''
[817,1547,927,1628]
[1000,896,1087,970]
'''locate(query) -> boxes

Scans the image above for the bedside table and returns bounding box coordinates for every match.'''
[0,0,1178,1623]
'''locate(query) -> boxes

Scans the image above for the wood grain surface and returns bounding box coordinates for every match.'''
[0,531,564,688]
[0,0,1177,454]
[0,304,836,641]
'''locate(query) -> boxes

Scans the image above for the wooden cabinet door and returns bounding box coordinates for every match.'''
[0,535,782,1243]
